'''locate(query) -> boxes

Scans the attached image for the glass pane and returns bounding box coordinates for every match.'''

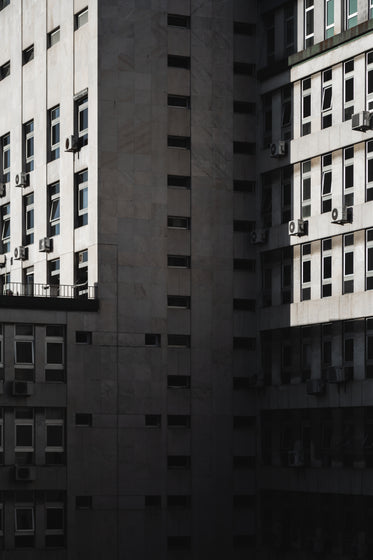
[47,425,63,447]
[345,252,354,275]
[16,508,33,531]
[323,171,332,194]
[16,341,33,364]
[47,343,63,364]
[46,508,63,530]
[16,425,33,447]
[323,256,332,279]
[52,123,60,145]
[322,87,332,110]
[306,10,314,36]
[349,0,357,14]
[26,210,34,230]
[50,199,60,221]
[327,0,334,25]
[345,78,353,102]
[303,261,311,283]
[303,177,311,199]
[79,107,88,132]
[26,137,34,158]
[79,188,88,210]
[368,247,373,271]
[303,95,311,118]
[345,165,354,188]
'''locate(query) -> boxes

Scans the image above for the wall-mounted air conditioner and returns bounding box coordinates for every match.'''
[270,140,286,158]
[288,219,306,236]
[351,111,371,132]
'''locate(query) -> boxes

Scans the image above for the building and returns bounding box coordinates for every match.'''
[0,0,261,558]
[256,1,373,558]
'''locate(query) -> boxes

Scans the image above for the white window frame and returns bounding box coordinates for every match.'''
[24,120,34,172]
[301,78,312,136]
[15,420,34,452]
[321,153,332,213]
[346,0,358,29]
[370,0,373,19]
[1,203,10,253]
[48,27,60,48]
[304,0,315,48]
[343,59,354,121]
[325,0,334,38]
[24,193,34,244]
[77,96,88,145]
[367,51,373,111]
[366,229,373,290]
[76,8,88,29]
[322,238,332,297]
[344,146,354,207]
[343,233,354,294]
[14,325,34,366]
[1,132,10,183]
[45,419,64,452]
[366,140,373,201]
[301,243,312,301]
[49,105,60,160]
[45,337,64,368]
[321,69,332,129]
[49,182,60,236]
[77,170,88,226]
[15,506,34,534]
[302,160,311,218]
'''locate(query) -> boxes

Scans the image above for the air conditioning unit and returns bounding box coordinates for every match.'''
[250,229,267,245]
[14,246,26,260]
[12,380,33,396]
[0,184,6,197]
[331,206,348,224]
[306,379,325,395]
[327,366,352,384]
[39,237,52,252]
[288,219,305,236]
[12,381,34,397]
[65,135,79,152]
[288,449,304,467]
[0,254,6,267]
[270,140,286,158]
[352,111,371,132]
[15,465,35,482]
[15,172,29,188]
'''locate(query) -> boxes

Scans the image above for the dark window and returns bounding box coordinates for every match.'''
[167,295,190,308]
[168,415,190,428]
[47,27,60,48]
[145,414,161,427]
[233,220,255,232]
[233,299,256,311]
[22,45,34,65]
[168,135,190,149]
[234,21,255,35]
[168,254,190,268]
[168,216,190,229]
[168,55,190,69]
[167,495,191,508]
[75,7,88,29]
[75,496,92,509]
[234,416,255,428]
[233,456,255,468]
[167,174,190,189]
[168,14,190,27]
[233,101,255,114]
[145,495,161,507]
[233,62,255,75]
[233,180,255,192]
[167,536,191,550]
[168,95,190,108]
[75,331,92,344]
[233,495,255,507]
[233,258,256,271]
[233,142,256,155]
[168,334,190,347]
[75,413,92,426]
[145,334,161,347]
[233,337,256,350]
[0,61,10,80]
[168,455,191,469]
[167,375,190,388]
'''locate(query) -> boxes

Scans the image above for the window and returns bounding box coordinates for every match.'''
[145,495,161,507]
[366,229,373,290]
[366,318,373,377]
[14,324,34,366]
[344,146,354,207]
[302,243,312,300]
[45,413,64,454]
[325,0,334,37]
[48,105,60,161]
[344,59,354,120]
[0,0,10,10]
[75,249,88,298]
[367,51,373,111]
[48,181,60,236]
[234,22,255,35]
[233,180,255,192]
[264,13,275,64]
[145,414,161,427]
[233,141,255,154]
[167,375,190,388]
[15,417,34,452]
[284,3,295,54]
[168,334,190,347]
[281,85,292,140]
[343,321,355,379]
[23,267,34,297]
[233,299,255,311]
[76,169,88,227]
[346,0,358,28]
[262,260,272,306]
[23,120,34,172]
[1,133,10,183]
[45,324,64,381]
[366,141,373,202]
[168,55,190,69]
[302,160,311,218]
[1,203,10,252]
[233,338,256,350]
[302,78,312,136]
[75,496,92,509]
[167,295,190,308]
[22,45,34,65]
[321,323,333,372]
[343,233,354,293]
[167,174,190,189]
[75,7,88,29]
[305,0,314,47]
[281,166,292,223]
[47,27,60,48]
[233,62,255,75]
[322,238,332,297]
[234,258,255,271]
[321,153,332,213]
[75,413,92,425]
[370,0,373,18]
[45,502,64,547]
[282,247,292,304]
[167,495,191,507]
[168,136,190,149]
[321,69,332,129]
[23,193,34,245]
[76,94,88,146]
[47,259,60,300]
[167,456,191,469]
[263,93,272,147]
[261,174,272,227]
[168,14,190,27]
[15,506,34,533]
[75,331,91,344]
[233,101,255,114]
[168,95,190,108]
[145,334,161,347]
[0,61,10,81]
[167,254,190,268]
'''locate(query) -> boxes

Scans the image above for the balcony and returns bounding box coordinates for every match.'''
[0,282,99,311]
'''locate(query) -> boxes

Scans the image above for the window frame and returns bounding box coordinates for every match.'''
[343,146,354,207]
[15,506,35,534]
[48,105,60,161]
[1,203,10,253]
[346,0,358,29]
[343,233,354,294]
[322,238,333,297]
[301,77,312,136]
[304,0,315,48]
[48,181,60,236]
[301,243,312,301]
[15,420,34,452]
[343,59,354,121]
[76,95,88,146]
[76,169,88,227]
[47,27,60,48]
[301,160,311,218]
[23,192,34,246]
[1,132,10,183]
[321,69,333,129]
[45,419,64,453]
[325,0,334,38]
[366,229,373,290]
[24,120,34,172]
[75,7,88,30]
[321,153,332,213]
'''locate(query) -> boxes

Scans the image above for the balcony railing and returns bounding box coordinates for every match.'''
[0,282,97,300]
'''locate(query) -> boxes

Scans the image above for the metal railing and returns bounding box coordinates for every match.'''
[0,282,97,300]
